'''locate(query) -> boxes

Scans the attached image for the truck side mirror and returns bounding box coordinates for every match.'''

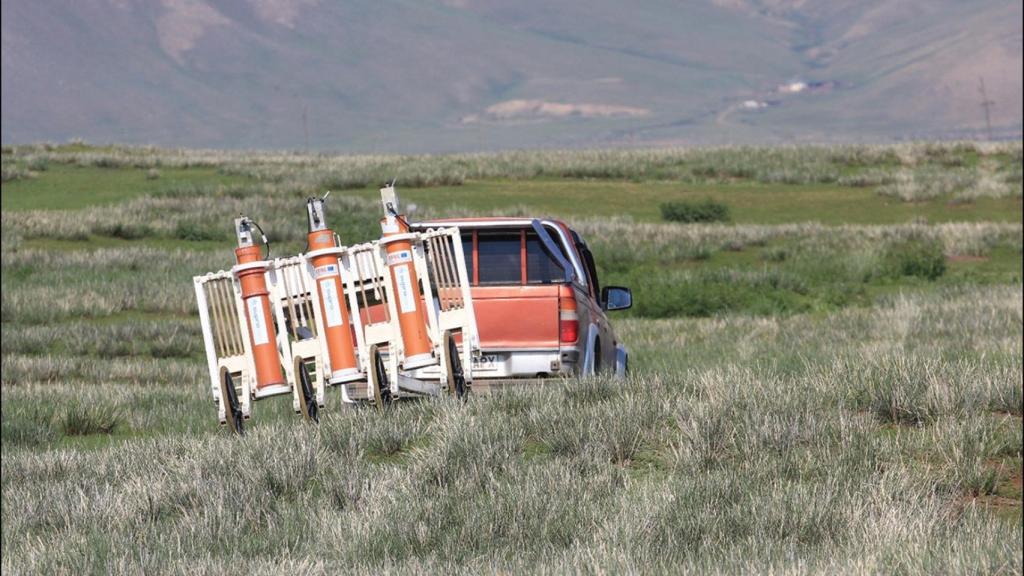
[601,286,632,311]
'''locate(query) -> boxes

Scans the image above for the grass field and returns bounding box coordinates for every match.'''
[1,142,1022,574]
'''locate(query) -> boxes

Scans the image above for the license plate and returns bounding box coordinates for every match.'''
[472,354,501,371]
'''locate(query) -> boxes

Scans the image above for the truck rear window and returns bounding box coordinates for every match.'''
[478,233,521,284]
[466,229,566,286]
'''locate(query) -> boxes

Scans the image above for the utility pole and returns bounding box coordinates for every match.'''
[978,77,994,141]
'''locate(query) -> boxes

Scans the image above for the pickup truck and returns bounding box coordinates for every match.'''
[411,217,632,383]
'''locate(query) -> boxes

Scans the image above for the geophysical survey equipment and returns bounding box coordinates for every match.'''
[192,184,480,433]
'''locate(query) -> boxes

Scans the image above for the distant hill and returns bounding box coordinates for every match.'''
[2,0,1021,152]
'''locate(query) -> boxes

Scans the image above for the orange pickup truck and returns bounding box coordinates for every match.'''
[411,217,632,382]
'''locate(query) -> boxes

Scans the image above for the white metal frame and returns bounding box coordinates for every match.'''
[267,254,328,412]
[193,225,481,421]
[193,271,256,423]
[336,226,480,402]
[193,258,317,424]
[418,226,480,374]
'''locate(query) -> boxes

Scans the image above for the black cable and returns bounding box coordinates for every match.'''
[381,179,412,229]
[385,203,412,230]
[249,218,271,260]
[302,194,328,253]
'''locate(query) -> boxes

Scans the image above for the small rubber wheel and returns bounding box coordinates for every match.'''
[444,331,468,401]
[369,345,393,410]
[220,367,244,436]
[294,356,319,423]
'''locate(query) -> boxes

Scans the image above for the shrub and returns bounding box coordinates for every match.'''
[762,245,789,262]
[174,221,226,242]
[1,164,36,182]
[659,199,730,223]
[869,377,935,427]
[1,406,55,447]
[93,222,154,240]
[315,173,372,191]
[26,157,49,172]
[59,403,123,436]
[883,239,946,280]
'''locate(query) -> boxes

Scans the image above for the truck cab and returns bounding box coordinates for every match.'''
[411,217,632,383]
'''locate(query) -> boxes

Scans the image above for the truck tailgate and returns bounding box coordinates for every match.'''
[472,285,559,349]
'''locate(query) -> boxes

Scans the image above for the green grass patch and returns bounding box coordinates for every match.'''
[1,164,253,211]
[945,245,1024,284]
[346,179,1023,224]
[20,235,227,252]
[3,163,1020,228]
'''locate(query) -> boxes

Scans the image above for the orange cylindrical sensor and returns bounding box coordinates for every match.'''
[233,219,286,396]
[379,187,434,370]
[306,227,360,383]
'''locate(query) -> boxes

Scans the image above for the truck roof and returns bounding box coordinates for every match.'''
[412,217,569,229]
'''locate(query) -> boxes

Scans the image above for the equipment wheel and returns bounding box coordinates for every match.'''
[444,331,468,400]
[294,356,319,423]
[369,345,393,410]
[219,367,244,436]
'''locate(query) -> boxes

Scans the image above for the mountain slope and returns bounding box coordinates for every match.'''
[1,0,1020,151]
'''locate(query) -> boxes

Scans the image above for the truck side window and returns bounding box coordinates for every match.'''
[477,233,521,284]
[579,244,600,300]
[525,231,566,284]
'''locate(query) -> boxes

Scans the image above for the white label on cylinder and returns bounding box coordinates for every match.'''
[246,297,269,346]
[394,265,417,314]
[320,279,344,328]
[387,250,413,265]
[314,264,338,278]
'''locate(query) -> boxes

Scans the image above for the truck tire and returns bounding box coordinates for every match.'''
[615,346,629,378]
